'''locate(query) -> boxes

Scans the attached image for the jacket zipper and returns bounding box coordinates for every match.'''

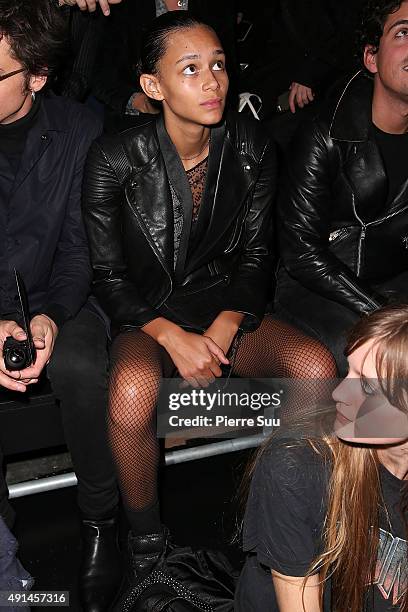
[338,273,379,310]
[351,193,408,275]
[351,193,366,276]
[329,228,350,243]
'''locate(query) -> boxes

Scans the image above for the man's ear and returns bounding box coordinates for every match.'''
[364,44,378,75]
[29,73,47,94]
[139,74,164,101]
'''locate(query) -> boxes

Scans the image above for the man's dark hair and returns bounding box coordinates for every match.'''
[0,0,67,78]
[358,0,403,56]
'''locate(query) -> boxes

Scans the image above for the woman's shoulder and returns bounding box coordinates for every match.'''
[225,110,274,162]
[92,116,160,168]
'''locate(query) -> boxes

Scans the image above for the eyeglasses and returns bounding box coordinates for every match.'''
[0,68,25,82]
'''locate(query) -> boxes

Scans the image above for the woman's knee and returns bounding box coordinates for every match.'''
[285,335,337,379]
[264,317,338,379]
[108,364,160,433]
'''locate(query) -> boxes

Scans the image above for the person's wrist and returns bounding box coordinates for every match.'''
[157,323,184,349]
[210,319,239,339]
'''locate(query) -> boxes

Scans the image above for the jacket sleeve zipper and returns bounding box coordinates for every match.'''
[357,225,366,276]
[338,273,379,310]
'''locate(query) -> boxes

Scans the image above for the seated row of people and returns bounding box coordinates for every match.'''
[0,0,407,610]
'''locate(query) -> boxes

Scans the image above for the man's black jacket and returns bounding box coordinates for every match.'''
[82,112,275,332]
[278,71,408,315]
[0,94,102,327]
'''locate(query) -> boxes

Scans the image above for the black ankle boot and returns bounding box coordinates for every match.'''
[110,528,168,611]
[79,515,123,612]
[127,528,167,579]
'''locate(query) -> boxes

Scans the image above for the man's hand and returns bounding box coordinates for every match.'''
[59,0,122,16]
[0,320,33,392]
[131,92,161,115]
[289,82,315,114]
[10,315,59,385]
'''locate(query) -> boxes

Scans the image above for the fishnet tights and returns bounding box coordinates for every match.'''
[234,315,338,419]
[109,332,173,510]
[108,316,337,511]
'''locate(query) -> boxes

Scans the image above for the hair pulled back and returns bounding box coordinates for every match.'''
[138,10,213,77]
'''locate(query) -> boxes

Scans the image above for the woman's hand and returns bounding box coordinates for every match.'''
[164,329,229,388]
[204,311,244,357]
[142,318,229,387]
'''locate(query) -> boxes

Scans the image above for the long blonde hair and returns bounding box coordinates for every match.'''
[308,305,408,611]
[240,305,408,611]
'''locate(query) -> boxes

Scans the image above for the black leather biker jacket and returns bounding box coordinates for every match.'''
[278,71,408,314]
[82,112,276,332]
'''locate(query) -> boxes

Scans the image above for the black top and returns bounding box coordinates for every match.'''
[0,95,41,177]
[373,124,408,206]
[235,439,407,611]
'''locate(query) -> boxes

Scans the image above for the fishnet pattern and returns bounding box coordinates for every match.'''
[186,157,208,222]
[108,317,337,512]
[234,315,337,416]
[109,331,168,510]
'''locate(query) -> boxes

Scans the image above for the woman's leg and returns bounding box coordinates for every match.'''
[233,315,338,416]
[234,316,337,378]
[109,330,167,538]
[275,268,359,376]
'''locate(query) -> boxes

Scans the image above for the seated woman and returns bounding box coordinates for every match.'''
[82,11,336,581]
[236,303,408,611]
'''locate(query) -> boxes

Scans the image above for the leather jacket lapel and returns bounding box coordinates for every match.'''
[390,176,408,212]
[13,127,53,193]
[156,115,193,283]
[186,124,257,273]
[343,140,388,221]
[189,120,225,250]
[124,148,175,276]
[330,73,390,221]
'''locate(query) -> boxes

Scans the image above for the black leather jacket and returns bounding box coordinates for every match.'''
[278,71,408,314]
[82,113,276,332]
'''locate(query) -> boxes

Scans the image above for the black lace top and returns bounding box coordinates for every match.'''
[186,157,208,222]
[171,157,208,269]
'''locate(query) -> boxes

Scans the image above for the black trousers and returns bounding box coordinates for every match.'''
[1,305,118,525]
[275,267,408,377]
[0,446,14,529]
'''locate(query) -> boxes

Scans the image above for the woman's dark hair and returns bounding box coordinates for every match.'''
[0,0,67,78]
[358,0,403,57]
[138,10,215,77]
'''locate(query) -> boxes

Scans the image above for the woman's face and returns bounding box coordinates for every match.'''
[332,340,408,444]
[150,25,228,126]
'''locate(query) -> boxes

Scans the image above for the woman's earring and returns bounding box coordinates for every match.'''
[31,91,36,102]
